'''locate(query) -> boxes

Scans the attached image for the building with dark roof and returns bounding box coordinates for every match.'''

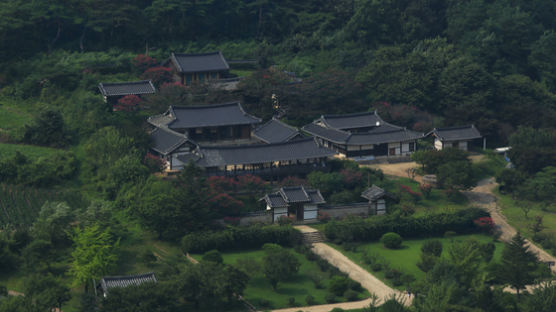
[186,138,335,179]
[361,185,397,215]
[427,125,484,151]
[98,272,157,297]
[169,51,229,85]
[252,118,303,144]
[149,127,195,170]
[262,186,325,222]
[148,102,262,145]
[302,110,424,158]
[98,80,156,104]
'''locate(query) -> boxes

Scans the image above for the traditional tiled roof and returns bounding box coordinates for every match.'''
[303,123,423,145]
[318,111,382,130]
[264,193,288,208]
[194,138,335,167]
[253,118,301,144]
[177,153,201,164]
[263,186,325,208]
[428,125,482,141]
[166,102,261,129]
[170,51,229,73]
[280,186,310,203]
[361,185,386,201]
[150,127,189,156]
[98,80,155,97]
[99,273,157,295]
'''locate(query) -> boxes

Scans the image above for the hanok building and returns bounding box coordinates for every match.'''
[302,111,424,158]
[252,118,304,144]
[361,185,396,215]
[188,138,335,178]
[98,80,156,105]
[427,125,484,151]
[168,51,230,85]
[149,127,195,171]
[97,272,157,297]
[263,186,326,222]
[148,101,262,146]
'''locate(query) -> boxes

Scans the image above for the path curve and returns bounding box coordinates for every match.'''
[274,226,410,312]
[464,177,556,273]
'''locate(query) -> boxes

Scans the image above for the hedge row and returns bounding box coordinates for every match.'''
[324,208,489,243]
[181,225,300,253]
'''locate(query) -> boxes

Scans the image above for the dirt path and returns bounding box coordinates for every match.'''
[275,226,410,312]
[463,178,556,273]
[362,162,422,183]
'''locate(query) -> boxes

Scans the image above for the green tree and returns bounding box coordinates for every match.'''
[508,127,556,174]
[262,243,300,290]
[23,110,70,147]
[496,232,539,299]
[529,31,556,93]
[31,201,73,246]
[69,225,119,290]
[437,160,474,190]
[100,282,180,312]
[24,273,71,311]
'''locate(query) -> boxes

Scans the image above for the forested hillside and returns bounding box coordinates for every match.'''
[1,1,556,311]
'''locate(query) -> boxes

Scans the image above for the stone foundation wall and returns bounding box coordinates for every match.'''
[320,203,370,219]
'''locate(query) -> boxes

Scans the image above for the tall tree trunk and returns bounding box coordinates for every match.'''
[48,21,62,53]
[257,5,263,39]
[80,26,86,52]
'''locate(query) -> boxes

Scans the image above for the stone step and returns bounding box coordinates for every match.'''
[301,231,326,244]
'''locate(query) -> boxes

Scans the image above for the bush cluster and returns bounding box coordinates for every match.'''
[181,225,300,253]
[324,208,489,243]
[380,232,403,249]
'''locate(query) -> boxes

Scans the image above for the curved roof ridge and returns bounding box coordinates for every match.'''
[170,101,241,110]
[199,137,317,150]
[321,110,376,119]
[172,51,222,57]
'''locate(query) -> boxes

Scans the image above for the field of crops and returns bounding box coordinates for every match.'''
[0,184,84,229]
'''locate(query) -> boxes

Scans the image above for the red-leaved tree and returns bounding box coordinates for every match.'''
[141,66,173,87]
[114,94,141,111]
[132,54,158,73]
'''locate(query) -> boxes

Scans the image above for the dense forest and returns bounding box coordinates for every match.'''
[1,1,556,311]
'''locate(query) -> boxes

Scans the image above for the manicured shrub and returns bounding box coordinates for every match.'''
[305,295,316,305]
[325,293,336,303]
[329,276,349,296]
[258,299,271,308]
[421,240,443,257]
[181,225,300,253]
[380,232,402,249]
[371,262,383,272]
[309,274,324,289]
[417,253,437,272]
[202,249,223,264]
[324,208,488,243]
[288,297,296,307]
[348,280,362,292]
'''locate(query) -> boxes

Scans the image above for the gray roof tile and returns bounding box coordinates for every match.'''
[264,186,326,208]
[429,125,482,141]
[253,118,300,144]
[167,102,261,129]
[195,138,335,167]
[150,127,189,155]
[302,123,351,142]
[100,272,157,295]
[303,122,423,145]
[98,80,155,97]
[319,111,381,130]
[280,186,310,203]
[361,185,386,201]
[171,51,229,73]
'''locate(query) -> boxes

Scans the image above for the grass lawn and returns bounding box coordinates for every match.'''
[0,142,65,159]
[0,101,33,138]
[191,248,369,310]
[329,234,504,289]
[497,190,556,255]
[230,69,255,77]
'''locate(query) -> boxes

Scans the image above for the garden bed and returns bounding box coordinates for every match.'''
[328,234,503,290]
[191,248,369,309]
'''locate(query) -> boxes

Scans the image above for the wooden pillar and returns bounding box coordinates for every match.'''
[483,137,487,150]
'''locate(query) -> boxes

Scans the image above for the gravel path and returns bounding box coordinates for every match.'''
[274,226,410,312]
[464,178,556,273]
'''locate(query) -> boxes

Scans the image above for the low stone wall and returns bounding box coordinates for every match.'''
[239,212,272,226]
[321,202,370,219]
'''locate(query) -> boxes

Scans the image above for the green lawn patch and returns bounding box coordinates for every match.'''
[0,101,33,139]
[497,190,556,255]
[191,248,368,309]
[328,234,503,289]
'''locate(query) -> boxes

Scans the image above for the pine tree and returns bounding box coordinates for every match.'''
[498,232,538,299]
